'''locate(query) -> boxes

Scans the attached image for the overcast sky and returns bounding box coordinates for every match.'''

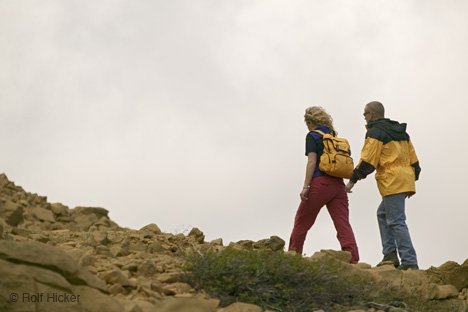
[1,0,467,269]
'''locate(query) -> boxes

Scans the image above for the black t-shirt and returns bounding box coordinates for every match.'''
[306,132,324,177]
[305,126,334,177]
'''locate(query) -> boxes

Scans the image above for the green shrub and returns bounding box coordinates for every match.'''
[183,247,417,311]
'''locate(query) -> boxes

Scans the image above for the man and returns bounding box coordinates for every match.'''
[345,101,421,270]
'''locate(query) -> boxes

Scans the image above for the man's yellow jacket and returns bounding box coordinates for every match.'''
[350,118,421,197]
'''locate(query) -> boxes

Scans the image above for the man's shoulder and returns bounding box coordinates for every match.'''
[365,127,386,141]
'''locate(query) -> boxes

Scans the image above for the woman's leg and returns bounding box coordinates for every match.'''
[288,177,334,254]
[326,180,360,263]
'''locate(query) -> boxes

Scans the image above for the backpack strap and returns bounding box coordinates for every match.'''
[312,129,337,137]
[311,130,325,136]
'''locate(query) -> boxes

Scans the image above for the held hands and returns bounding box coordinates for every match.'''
[345,181,355,193]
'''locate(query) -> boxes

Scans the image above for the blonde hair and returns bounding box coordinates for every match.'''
[304,106,336,134]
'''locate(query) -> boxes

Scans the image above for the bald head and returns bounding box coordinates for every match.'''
[366,101,385,119]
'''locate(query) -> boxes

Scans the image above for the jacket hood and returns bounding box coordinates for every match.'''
[367,118,407,139]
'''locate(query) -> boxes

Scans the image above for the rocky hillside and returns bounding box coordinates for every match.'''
[0,173,467,312]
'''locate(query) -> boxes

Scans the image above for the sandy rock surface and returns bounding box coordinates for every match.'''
[0,173,467,312]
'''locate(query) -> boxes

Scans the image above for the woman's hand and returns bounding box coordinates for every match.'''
[300,186,310,201]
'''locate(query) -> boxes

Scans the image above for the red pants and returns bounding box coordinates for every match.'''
[288,176,360,263]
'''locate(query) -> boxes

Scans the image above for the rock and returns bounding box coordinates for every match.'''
[107,231,125,244]
[110,246,130,257]
[73,213,100,231]
[218,302,263,312]
[229,240,254,250]
[437,261,468,291]
[0,173,467,312]
[73,207,109,218]
[156,272,184,284]
[355,262,372,269]
[428,284,459,300]
[210,238,223,246]
[139,223,162,235]
[0,200,23,226]
[32,206,55,222]
[0,258,82,312]
[138,260,157,277]
[188,227,205,243]
[309,249,352,264]
[50,203,69,216]
[155,297,218,312]
[70,285,122,312]
[92,231,109,245]
[101,269,130,286]
[161,282,194,295]
[109,283,126,295]
[147,241,165,253]
[71,207,112,231]
[29,233,50,243]
[0,241,121,312]
[121,299,158,312]
[0,240,107,292]
[79,254,96,267]
[253,235,285,251]
[11,227,31,237]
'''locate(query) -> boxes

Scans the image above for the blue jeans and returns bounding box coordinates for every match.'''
[377,193,418,266]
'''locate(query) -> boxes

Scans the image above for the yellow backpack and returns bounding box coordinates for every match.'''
[312,130,354,179]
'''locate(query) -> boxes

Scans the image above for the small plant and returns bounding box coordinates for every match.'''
[183,247,423,311]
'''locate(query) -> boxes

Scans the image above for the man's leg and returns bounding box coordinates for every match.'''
[382,193,418,267]
[377,199,397,257]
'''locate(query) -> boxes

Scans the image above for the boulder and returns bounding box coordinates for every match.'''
[50,203,69,216]
[154,297,218,312]
[73,207,109,218]
[218,302,263,312]
[427,284,459,300]
[0,240,107,292]
[101,269,131,286]
[426,261,468,291]
[229,240,254,250]
[139,223,162,235]
[253,236,285,251]
[32,207,55,222]
[0,240,122,312]
[0,200,23,226]
[188,227,205,244]
[310,249,352,264]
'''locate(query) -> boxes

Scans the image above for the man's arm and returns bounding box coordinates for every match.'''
[409,140,421,181]
[346,136,382,192]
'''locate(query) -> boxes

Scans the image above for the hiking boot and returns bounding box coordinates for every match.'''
[397,264,419,270]
[376,250,400,268]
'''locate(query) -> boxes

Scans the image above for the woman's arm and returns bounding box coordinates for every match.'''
[300,152,317,201]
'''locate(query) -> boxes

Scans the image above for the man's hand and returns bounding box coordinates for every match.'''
[345,181,355,193]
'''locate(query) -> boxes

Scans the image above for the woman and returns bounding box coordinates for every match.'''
[288,106,359,263]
